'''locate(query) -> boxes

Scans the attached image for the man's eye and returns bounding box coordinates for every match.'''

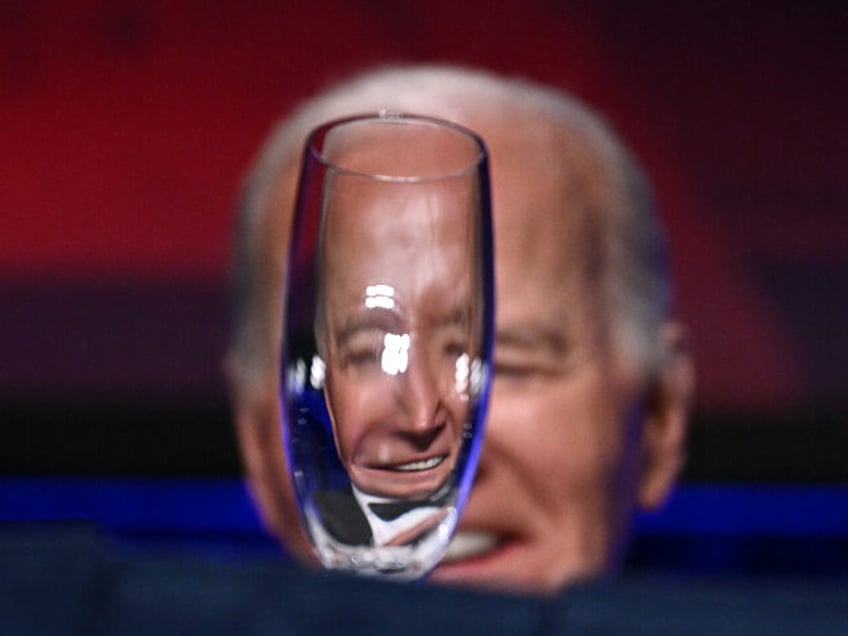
[339,332,384,367]
[437,324,470,358]
[493,362,534,378]
[493,359,555,380]
[346,347,380,366]
[444,340,469,357]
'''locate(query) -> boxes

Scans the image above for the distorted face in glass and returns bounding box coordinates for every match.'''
[318,178,480,500]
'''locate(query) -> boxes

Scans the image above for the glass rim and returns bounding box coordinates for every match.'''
[305,111,488,183]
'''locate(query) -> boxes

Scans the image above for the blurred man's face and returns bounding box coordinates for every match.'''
[232,101,688,597]
[427,115,650,593]
[320,180,476,499]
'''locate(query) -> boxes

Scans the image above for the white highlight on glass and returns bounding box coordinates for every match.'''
[381,332,410,375]
[454,353,470,395]
[309,355,326,389]
[288,358,307,393]
[365,284,396,310]
[470,357,486,396]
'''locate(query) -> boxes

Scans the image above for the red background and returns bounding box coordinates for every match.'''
[2,1,846,415]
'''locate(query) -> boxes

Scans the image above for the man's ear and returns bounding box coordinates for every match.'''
[224,354,318,566]
[637,321,695,511]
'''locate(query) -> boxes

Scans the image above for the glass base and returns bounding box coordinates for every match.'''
[305,506,457,581]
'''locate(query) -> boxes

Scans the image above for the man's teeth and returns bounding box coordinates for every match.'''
[393,456,444,471]
[442,531,499,562]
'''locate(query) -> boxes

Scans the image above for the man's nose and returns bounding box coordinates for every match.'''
[399,350,442,433]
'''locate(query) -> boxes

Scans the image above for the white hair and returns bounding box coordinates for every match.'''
[228,64,671,388]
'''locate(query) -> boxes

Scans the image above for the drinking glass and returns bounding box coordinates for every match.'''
[282,113,493,580]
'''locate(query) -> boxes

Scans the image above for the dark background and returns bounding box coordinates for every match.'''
[2,1,847,574]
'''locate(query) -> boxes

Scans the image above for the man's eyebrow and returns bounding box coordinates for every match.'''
[334,311,398,344]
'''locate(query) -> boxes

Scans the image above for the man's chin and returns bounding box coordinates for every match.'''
[442,530,501,562]
[429,530,519,590]
[430,532,588,596]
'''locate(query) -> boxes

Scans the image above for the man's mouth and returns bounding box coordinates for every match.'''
[389,455,446,472]
[442,530,500,562]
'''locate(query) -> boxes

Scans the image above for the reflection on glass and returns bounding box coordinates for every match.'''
[282,113,493,579]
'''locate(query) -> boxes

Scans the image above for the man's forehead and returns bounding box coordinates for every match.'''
[322,183,474,253]
[478,112,606,333]
[488,123,601,260]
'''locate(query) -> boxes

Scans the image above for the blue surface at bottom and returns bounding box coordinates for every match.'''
[2,477,847,575]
